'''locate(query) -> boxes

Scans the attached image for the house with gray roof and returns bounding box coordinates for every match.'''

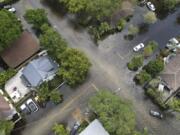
[22,55,59,87]
[79,119,109,135]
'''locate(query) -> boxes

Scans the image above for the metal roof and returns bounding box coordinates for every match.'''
[79,119,109,135]
[22,56,58,87]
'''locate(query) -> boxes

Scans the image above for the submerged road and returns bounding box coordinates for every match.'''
[13,0,180,135]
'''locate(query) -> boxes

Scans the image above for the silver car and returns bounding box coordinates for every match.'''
[149,110,163,119]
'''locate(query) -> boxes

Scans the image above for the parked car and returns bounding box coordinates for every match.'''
[20,104,31,115]
[3,5,16,13]
[146,2,156,11]
[26,99,38,112]
[149,110,163,119]
[133,43,144,52]
[70,122,80,135]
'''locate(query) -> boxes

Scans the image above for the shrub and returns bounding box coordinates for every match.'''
[143,11,157,24]
[144,58,164,77]
[117,18,126,31]
[168,97,180,112]
[49,90,62,104]
[146,88,167,109]
[128,24,139,36]
[143,41,158,57]
[89,22,113,41]
[127,55,144,71]
[134,70,151,85]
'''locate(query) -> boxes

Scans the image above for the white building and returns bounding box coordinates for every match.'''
[79,119,109,135]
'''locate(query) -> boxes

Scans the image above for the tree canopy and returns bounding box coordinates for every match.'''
[143,41,158,57]
[128,55,144,71]
[40,24,67,60]
[0,10,22,52]
[89,90,142,135]
[59,0,123,20]
[135,70,152,85]
[24,9,49,30]
[58,48,91,86]
[144,59,164,77]
[0,120,14,135]
[0,69,16,86]
[163,0,179,11]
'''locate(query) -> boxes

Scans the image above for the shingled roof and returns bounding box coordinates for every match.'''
[1,31,40,68]
[0,95,15,120]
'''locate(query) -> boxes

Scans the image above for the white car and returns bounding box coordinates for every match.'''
[146,2,156,11]
[4,5,16,13]
[26,99,38,112]
[8,7,16,13]
[133,43,145,52]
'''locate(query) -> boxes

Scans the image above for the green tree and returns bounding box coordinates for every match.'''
[58,48,91,87]
[37,83,50,102]
[143,41,158,57]
[128,24,139,36]
[0,69,16,86]
[40,24,67,60]
[0,10,22,52]
[144,59,164,77]
[143,11,157,24]
[163,0,179,11]
[128,55,144,71]
[168,98,180,112]
[0,120,14,135]
[49,90,62,104]
[89,90,141,135]
[135,70,151,85]
[60,0,123,20]
[117,18,127,31]
[98,22,111,36]
[24,9,48,30]
[52,123,68,135]
[146,88,167,109]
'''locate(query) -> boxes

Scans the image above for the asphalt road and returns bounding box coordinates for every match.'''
[13,0,180,135]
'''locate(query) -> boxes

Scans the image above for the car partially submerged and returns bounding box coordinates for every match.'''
[26,98,39,112]
[70,122,80,135]
[133,43,145,52]
[3,5,16,13]
[149,110,163,119]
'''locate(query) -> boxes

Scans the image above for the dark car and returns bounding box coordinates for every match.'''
[70,122,80,135]
[26,99,38,112]
[149,110,163,119]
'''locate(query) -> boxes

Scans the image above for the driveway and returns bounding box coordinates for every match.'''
[13,0,180,135]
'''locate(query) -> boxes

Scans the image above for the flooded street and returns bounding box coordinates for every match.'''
[13,0,180,135]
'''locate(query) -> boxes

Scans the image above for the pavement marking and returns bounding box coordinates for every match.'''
[91,83,99,92]
[116,52,124,60]
[15,84,94,132]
